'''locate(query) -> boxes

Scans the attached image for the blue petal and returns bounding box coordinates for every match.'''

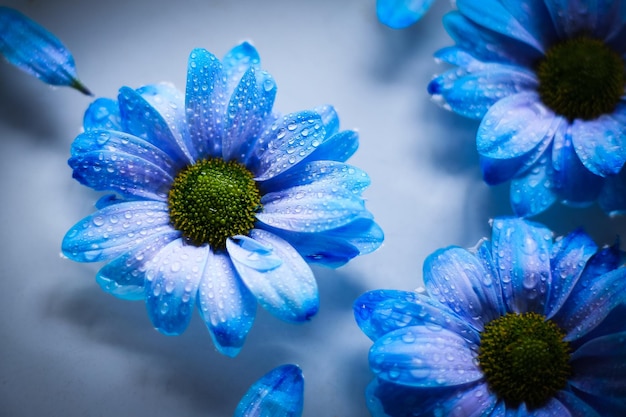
[137,83,194,163]
[353,289,479,344]
[144,239,207,335]
[314,105,339,137]
[68,149,173,201]
[197,250,256,357]
[490,218,552,314]
[223,67,276,163]
[555,391,602,417]
[510,151,558,217]
[477,92,556,160]
[118,86,192,165]
[442,12,542,67]
[498,0,558,47]
[435,383,499,417]
[0,7,90,94]
[83,98,122,131]
[234,364,304,417]
[516,398,570,416]
[570,331,626,398]
[553,265,626,341]
[250,111,325,181]
[571,112,626,177]
[376,0,436,29]
[456,0,545,52]
[543,0,621,39]
[544,229,597,319]
[185,48,227,159]
[423,246,505,331]
[222,41,261,92]
[261,217,382,268]
[96,230,180,301]
[599,169,626,215]
[300,130,359,164]
[428,64,537,120]
[62,201,172,263]
[369,326,482,387]
[551,123,604,205]
[227,230,318,323]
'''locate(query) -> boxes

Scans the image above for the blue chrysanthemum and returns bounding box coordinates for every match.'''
[235,364,304,417]
[428,1,626,216]
[0,7,90,95]
[376,0,438,28]
[62,42,383,357]
[355,217,626,416]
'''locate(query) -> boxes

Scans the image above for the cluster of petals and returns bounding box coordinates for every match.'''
[428,0,626,216]
[62,42,383,357]
[355,217,626,416]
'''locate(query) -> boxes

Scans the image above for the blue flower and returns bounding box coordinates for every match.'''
[62,42,383,357]
[376,0,438,28]
[235,364,304,417]
[0,7,90,95]
[355,217,626,416]
[428,1,626,216]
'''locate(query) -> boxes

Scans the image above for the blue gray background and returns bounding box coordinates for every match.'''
[1,1,625,416]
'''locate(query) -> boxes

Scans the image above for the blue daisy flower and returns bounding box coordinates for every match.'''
[376,0,438,28]
[355,217,626,416]
[428,1,626,216]
[62,42,383,357]
[235,364,304,417]
[0,7,90,95]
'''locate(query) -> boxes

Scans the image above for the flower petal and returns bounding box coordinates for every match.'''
[0,7,90,94]
[369,326,482,387]
[570,331,626,398]
[456,0,545,52]
[118,86,192,165]
[544,228,597,319]
[551,123,604,205]
[555,391,602,417]
[185,47,227,159]
[315,104,339,137]
[234,364,304,417]
[423,246,504,331]
[599,169,626,215]
[83,98,122,131]
[490,218,552,314]
[222,41,261,92]
[223,67,276,163]
[553,265,626,341]
[477,92,556,160]
[250,111,325,181]
[571,114,626,176]
[353,289,479,344]
[436,383,499,417]
[300,130,359,164]
[144,239,207,335]
[62,201,172,263]
[544,0,619,39]
[517,398,571,416]
[510,151,558,217]
[376,0,436,29]
[428,65,537,120]
[96,230,180,301]
[197,249,256,357]
[68,149,173,201]
[227,229,318,323]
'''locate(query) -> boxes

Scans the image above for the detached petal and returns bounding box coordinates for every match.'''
[376,0,436,29]
[477,92,556,160]
[144,239,207,335]
[227,230,318,323]
[62,201,172,263]
[369,326,482,387]
[234,364,304,417]
[0,7,90,94]
[197,250,256,358]
[571,113,626,177]
[490,218,552,314]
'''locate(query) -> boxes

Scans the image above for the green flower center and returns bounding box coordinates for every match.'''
[168,158,262,248]
[478,312,571,409]
[537,36,624,121]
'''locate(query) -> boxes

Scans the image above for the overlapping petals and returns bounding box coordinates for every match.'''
[63,42,382,356]
[0,7,90,94]
[354,217,626,416]
[429,0,626,216]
